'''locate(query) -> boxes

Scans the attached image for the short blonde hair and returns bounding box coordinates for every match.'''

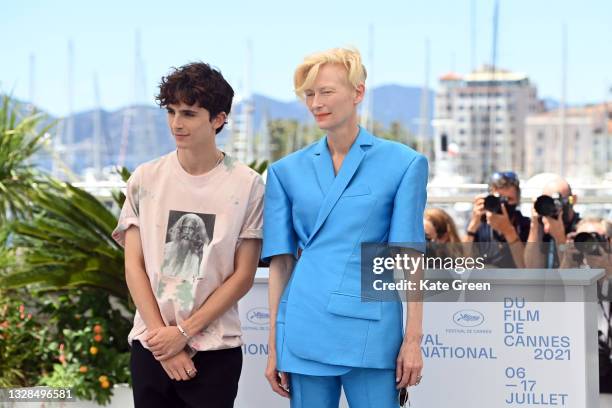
[294,47,367,98]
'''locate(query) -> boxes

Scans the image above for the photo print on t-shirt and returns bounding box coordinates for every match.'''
[160,210,215,281]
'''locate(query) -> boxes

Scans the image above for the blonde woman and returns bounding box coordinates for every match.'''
[262,48,428,408]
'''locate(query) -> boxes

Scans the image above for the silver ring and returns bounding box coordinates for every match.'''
[186,369,193,375]
[415,375,423,385]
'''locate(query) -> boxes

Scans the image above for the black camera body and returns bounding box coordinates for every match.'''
[571,231,610,263]
[574,232,609,256]
[534,193,569,218]
[484,194,508,214]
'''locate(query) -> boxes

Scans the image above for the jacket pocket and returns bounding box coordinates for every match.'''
[326,292,381,321]
[341,185,371,198]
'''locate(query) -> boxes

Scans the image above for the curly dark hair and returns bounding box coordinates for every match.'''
[156,62,234,134]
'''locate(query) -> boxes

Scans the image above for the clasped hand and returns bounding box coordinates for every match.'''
[146,326,188,361]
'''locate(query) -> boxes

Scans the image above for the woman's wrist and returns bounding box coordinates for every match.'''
[403,331,423,344]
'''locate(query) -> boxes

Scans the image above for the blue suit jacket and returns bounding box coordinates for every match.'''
[262,127,428,375]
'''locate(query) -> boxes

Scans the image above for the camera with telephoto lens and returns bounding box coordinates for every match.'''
[484,194,508,214]
[572,231,610,263]
[574,232,609,255]
[534,193,570,218]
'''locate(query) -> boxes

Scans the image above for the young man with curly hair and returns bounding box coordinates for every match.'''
[112,62,264,407]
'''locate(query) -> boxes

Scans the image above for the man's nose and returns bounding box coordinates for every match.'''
[172,115,183,129]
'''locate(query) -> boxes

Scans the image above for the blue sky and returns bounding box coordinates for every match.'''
[2,0,611,116]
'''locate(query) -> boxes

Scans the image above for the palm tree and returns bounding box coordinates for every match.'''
[247,159,268,175]
[0,176,130,304]
[0,94,130,306]
[0,95,53,223]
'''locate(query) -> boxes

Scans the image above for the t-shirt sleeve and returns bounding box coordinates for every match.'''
[388,154,429,251]
[238,174,264,240]
[111,167,141,248]
[261,165,297,262]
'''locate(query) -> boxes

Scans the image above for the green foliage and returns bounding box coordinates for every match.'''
[38,363,81,388]
[39,320,131,405]
[40,288,132,405]
[0,176,130,302]
[372,120,418,147]
[0,95,133,404]
[0,95,55,222]
[0,288,132,404]
[248,159,268,175]
[111,166,132,209]
[0,96,129,304]
[39,288,133,354]
[0,226,14,275]
[267,119,324,161]
[0,291,54,388]
[266,119,418,162]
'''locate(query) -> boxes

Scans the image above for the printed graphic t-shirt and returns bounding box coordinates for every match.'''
[112,151,264,351]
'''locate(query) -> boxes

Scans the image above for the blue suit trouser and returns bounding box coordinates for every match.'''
[289,368,399,408]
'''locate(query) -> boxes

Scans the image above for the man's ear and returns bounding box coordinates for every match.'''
[570,195,578,205]
[212,112,227,131]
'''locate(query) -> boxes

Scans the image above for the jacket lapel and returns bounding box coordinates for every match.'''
[306,127,374,245]
[312,137,334,196]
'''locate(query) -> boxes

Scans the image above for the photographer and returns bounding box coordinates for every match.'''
[424,208,464,259]
[464,171,529,268]
[525,176,581,268]
[560,218,612,393]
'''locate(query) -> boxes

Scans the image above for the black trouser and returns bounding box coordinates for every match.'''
[130,340,242,408]
[601,371,612,393]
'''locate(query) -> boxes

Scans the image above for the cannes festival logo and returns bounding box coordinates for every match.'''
[452,310,484,327]
[246,307,270,325]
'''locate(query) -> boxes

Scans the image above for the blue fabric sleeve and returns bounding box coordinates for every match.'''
[261,165,298,262]
[388,154,429,251]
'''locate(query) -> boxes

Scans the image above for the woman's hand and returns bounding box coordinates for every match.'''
[265,349,290,398]
[396,335,423,389]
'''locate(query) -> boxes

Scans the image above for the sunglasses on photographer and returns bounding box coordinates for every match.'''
[490,171,519,187]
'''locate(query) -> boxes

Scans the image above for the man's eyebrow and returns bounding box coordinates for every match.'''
[166,106,198,114]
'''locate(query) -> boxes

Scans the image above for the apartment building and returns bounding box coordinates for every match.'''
[432,66,540,182]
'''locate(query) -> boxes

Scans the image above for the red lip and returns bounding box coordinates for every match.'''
[315,113,331,120]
